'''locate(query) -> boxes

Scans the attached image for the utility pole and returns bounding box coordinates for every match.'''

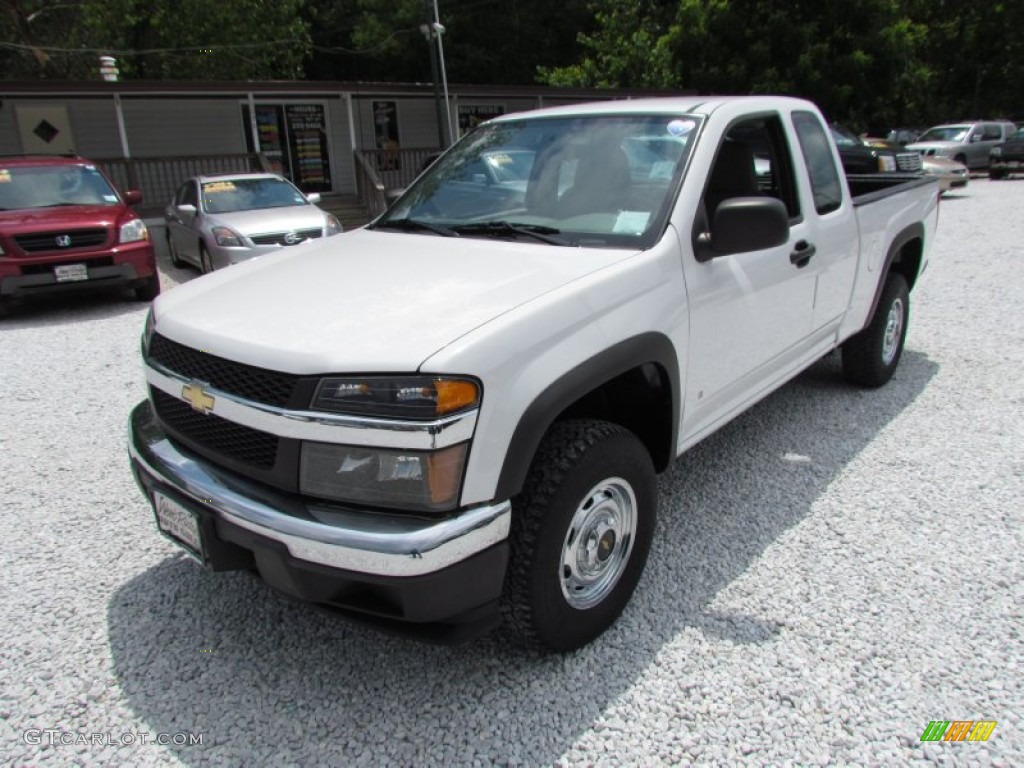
[422,3,446,148]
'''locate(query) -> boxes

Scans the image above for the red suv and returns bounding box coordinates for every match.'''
[0,155,159,316]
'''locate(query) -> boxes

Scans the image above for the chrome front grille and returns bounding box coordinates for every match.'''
[896,153,923,172]
[250,228,323,246]
[14,228,109,253]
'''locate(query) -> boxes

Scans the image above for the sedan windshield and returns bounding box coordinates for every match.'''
[0,165,119,210]
[376,114,700,248]
[201,178,310,214]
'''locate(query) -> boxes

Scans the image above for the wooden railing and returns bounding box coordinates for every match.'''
[93,153,269,209]
[355,147,442,209]
[353,150,389,219]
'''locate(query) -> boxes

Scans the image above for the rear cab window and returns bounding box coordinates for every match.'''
[791,111,844,215]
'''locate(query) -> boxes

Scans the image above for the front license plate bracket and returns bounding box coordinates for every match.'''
[154,491,205,563]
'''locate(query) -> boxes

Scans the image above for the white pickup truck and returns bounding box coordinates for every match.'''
[129,96,939,651]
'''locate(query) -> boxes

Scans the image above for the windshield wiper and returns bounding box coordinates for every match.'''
[372,218,458,237]
[451,221,565,245]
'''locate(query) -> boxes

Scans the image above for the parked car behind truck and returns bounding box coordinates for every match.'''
[908,120,1017,169]
[0,155,159,316]
[129,96,939,652]
[989,126,1024,179]
[164,173,342,273]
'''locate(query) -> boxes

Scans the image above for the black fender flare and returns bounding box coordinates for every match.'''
[865,221,924,323]
[493,332,680,501]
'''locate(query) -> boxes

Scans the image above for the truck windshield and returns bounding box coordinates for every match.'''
[0,164,119,210]
[917,126,970,142]
[376,114,701,248]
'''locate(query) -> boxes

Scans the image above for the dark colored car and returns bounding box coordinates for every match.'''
[0,155,159,316]
[830,125,923,174]
[989,127,1024,179]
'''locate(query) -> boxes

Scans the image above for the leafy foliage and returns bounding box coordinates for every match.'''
[2,0,1021,128]
[0,0,310,80]
[542,0,1024,129]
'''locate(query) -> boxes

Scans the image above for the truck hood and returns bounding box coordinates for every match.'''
[0,204,127,233]
[154,228,636,373]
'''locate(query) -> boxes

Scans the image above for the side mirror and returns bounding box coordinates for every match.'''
[123,189,143,206]
[695,197,790,261]
[177,203,197,216]
[305,192,322,204]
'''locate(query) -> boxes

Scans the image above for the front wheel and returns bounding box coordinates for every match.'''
[501,419,656,652]
[166,230,185,268]
[134,272,161,302]
[199,243,214,274]
[842,272,909,387]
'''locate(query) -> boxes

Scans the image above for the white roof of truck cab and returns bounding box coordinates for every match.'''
[490,95,819,122]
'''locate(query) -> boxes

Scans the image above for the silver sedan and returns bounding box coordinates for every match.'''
[164,173,342,272]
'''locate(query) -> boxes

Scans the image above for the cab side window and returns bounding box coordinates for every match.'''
[703,114,800,221]
[792,111,844,215]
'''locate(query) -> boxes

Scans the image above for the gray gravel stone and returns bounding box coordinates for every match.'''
[1,180,1022,766]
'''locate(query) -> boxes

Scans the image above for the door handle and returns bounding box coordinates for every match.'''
[790,240,816,267]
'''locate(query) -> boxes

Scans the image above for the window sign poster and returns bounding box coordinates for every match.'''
[372,100,400,170]
[247,104,290,178]
[458,104,505,135]
[285,104,332,192]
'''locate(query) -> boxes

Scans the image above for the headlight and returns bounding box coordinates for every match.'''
[877,155,896,172]
[119,218,149,244]
[312,376,480,419]
[300,441,468,511]
[212,226,244,247]
[326,214,343,236]
[141,307,155,356]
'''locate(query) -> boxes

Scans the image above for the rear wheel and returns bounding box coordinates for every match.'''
[501,419,656,652]
[842,272,909,387]
[989,168,1006,180]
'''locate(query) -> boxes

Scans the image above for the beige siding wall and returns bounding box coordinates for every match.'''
[120,98,246,157]
[0,97,123,157]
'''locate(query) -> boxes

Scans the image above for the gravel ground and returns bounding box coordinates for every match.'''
[1,180,1021,767]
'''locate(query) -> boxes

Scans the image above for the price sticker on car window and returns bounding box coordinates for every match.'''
[202,181,236,194]
[0,170,11,183]
[613,211,650,234]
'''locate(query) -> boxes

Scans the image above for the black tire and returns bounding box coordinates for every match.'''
[167,230,185,268]
[954,154,968,166]
[0,298,11,318]
[134,272,161,302]
[989,169,1005,180]
[199,243,214,274]
[501,419,657,652]
[842,272,909,387]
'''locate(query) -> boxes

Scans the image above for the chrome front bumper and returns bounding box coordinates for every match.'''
[128,400,511,578]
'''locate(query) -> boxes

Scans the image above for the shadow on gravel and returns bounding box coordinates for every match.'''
[107,350,937,766]
[0,288,149,327]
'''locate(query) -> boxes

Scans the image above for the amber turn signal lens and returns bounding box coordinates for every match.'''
[434,379,479,415]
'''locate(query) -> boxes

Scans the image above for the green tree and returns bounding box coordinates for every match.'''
[539,0,1024,129]
[305,0,594,85]
[0,0,311,80]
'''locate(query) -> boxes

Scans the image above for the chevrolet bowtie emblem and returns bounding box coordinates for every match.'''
[181,382,215,414]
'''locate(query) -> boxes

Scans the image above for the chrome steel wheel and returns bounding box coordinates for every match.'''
[881,297,905,366]
[560,477,637,610]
